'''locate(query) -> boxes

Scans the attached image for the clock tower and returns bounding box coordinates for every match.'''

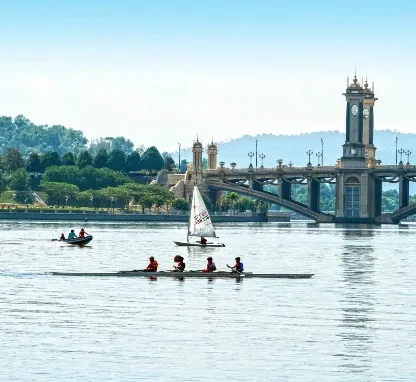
[341,74,367,168]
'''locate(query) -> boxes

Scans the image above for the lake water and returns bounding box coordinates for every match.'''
[1,220,415,381]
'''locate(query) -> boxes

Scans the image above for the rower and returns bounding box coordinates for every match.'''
[173,256,186,272]
[60,233,65,240]
[79,228,89,238]
[201,257,216,272]
[143,256,158,272]
[67,229,77,240]
[230,257,244,273]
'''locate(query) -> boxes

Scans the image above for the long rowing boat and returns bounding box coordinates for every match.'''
[48,271,314,279]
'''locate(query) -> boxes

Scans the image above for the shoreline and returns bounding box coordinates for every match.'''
[0,210,291,223]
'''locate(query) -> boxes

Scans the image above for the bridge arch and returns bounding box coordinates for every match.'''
[205,181,334,223]
[389,203,416,223]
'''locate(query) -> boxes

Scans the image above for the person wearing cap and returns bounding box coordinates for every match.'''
[173,256,186,272]
[143,256,158,272]
[201,257,216,272]
[230,257,244,273]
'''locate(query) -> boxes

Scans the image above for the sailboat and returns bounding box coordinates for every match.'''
[174,185,225,247]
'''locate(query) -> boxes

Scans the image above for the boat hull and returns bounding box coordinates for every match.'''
[60,236,93,246]
[48,271,314,279]
[174,241,225,247]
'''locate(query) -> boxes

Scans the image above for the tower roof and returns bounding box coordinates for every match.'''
[193,137,202,148]
[348,75,362,89]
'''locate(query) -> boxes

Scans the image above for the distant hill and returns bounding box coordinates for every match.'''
[173,130,415,168]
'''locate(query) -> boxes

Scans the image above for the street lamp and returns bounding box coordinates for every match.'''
[306,150,313,165]
[255,139,258,168]
[259,153,265,167]
[405,150,412,164]
[230,162,236,171]
[248,152,254,166]
[316,151,322,166]
[277,159,283,168]
[65,195,69,208]
[110,196,115,214]
[398,148,405,164]
[395,136,398,166]
[90,196,94,208]
[178,142,181,173]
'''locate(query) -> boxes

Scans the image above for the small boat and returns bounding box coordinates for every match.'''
[174,185,225,247]
[48,271,314,279]
[59,236,93,246]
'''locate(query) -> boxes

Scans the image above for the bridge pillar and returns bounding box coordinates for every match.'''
[335,170,379,222]
[279,179,291,200]
[308,178,320,212]
[374,177,382,217]
[399,175,409,208]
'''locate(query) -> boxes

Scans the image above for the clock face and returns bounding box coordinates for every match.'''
[351,104,359,116]
[363,108,369,118]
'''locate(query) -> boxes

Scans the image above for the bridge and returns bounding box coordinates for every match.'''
[159,74,416,224]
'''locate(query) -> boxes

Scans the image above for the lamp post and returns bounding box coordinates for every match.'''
[398,148,405,164]
[65,195,69,208]
[90,196,94,208]
[248,152,254,166]
[110,196,115,214]
[321,138,324,166]
[405,149,412,164]
[255,139,258,168]
[306,150,313,165]
[230,162,236,171]
[259,153,265,167]
[178,142,181,173]
[316,151,322,166]
[395,136,398,166]
[277,159,283,168]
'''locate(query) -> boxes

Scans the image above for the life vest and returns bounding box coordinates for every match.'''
[147,261,158,272]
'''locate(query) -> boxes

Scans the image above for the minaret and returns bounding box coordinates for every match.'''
[192,137,203,175]
[341,74,367,168]
[362,78,378,168]
[207,140,218,170]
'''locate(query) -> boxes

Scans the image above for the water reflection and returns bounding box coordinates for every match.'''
[336,227,376,375]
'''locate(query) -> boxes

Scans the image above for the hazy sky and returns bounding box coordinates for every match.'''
[1,0,415,151]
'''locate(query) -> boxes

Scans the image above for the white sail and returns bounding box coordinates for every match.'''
[188,186,217,238]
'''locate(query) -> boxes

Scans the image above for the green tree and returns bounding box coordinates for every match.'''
[107,149,127,172]
[141,146,164,172]
[61,152,76,166]
[9,168,30,191]
[0,171,7,198]
[41,181,80,207]
[125,151,141,172]
[77,150,93,168]
[162,152,176,172]
[172,198,189,211]
[41,151,61,171]
[26,152,42,173]
[2,148,25,173]
[93,148,109,168]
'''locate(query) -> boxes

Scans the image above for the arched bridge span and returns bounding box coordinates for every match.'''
[389,204,416,223]
[205,181,334,223]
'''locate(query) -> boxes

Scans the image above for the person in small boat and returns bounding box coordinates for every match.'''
[201,257,216,272]
[173,256,186,272]
[60,233,65,240]
[143,256,158,272]
[230,257,244,273]
[200,236,207,245]
[67,229,77,240]
[78,228,89,238]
